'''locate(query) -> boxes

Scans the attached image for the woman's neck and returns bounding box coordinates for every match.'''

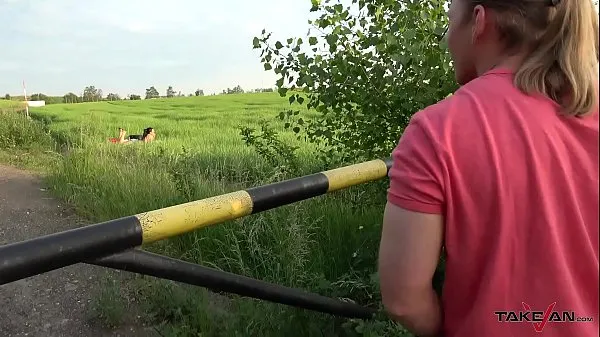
[476,52,527,75]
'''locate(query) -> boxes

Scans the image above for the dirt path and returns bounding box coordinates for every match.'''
[0,165,158,337]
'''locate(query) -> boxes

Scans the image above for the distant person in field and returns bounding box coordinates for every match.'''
[378,1,598,337]
[109,127,156,144]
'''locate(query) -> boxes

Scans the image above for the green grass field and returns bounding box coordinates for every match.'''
[0,94,408,336]
[0,99,26,111]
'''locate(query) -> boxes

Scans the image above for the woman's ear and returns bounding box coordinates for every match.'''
[471,5,487,44]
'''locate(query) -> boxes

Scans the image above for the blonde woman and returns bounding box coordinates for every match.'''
[378,1,598,336]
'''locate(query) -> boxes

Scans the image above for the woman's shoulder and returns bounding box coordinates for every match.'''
[413,70,522,128]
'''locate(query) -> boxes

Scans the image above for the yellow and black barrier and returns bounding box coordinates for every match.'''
[0,158,391,285]
[0,158,392,318]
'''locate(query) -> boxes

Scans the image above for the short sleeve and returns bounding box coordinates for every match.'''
[387,113,445,215]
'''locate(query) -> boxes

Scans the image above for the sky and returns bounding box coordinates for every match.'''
[2,1,597,98]
[0,0,315,97]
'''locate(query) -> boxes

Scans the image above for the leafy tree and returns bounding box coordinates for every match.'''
[253,0,456,164]
[106,93,121,101]
[83,86,102,102]
[195,89,204,96]
[166,86,176,98]
[145,86,160,99]
[129,94,142,100]
[63,92,80,103]
[4,94,10,100]
[231,85,244,94]
[30,93,48,101]
[82,86,96,102]
[244,3,455,335]
[222,85,245,95]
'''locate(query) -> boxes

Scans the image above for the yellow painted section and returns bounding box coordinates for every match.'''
[322,159,388,192]
[137,190,253,243]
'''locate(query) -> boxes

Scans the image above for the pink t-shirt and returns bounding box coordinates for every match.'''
[387,68,599,337]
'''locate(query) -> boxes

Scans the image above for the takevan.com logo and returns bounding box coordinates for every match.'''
[494,302,595,332]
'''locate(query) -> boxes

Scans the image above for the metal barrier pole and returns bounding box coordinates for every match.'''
[0,217,142,284]
[91,250,377,319]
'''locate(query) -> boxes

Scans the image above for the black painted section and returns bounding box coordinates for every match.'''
[0,216,143,285]
[246,173,329,213]
[91,249,376,319]
[384,157,393,172]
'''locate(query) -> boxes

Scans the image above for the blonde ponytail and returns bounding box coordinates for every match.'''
[467,0,599,116]
[515,0,599,116]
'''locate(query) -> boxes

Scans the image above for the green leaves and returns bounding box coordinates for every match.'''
[310,0,321,12]
[325,35,338,52]
[252,0,457,164]
[277,87,288,97]
[239,121,300,178]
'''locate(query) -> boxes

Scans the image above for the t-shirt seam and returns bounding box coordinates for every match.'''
[482,68,514,76]
[412,109,450,198]
[387,194,443,207]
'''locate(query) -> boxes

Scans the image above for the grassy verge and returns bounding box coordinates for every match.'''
[0,95,416,336]
[0,110,61,173]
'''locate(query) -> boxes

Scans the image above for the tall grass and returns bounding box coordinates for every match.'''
[0,109,61,171]
[0,94,408,336]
